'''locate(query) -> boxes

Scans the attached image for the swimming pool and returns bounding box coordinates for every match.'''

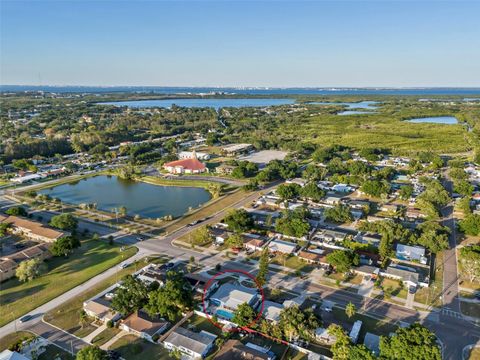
[216,309,234,320]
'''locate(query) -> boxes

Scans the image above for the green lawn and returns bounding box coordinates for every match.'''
[332,307,398,338]
[270,254,315,273]
[43,256,167,336]
[108,334,171,360]
[92,327,122,346]
[38,344,74,360]
[415,252,444,306]
[380,278,408,299]
[0,331,35,352]
[0,239,137,327]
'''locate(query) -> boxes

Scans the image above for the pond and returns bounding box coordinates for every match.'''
[308,100,379,115]
[39,175,211,219]
[98,98,295,110]
[406,116,458,124]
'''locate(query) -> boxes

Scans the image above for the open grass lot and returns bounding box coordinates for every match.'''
[461,301,480,319]
[0,239,137,327]
[38,344,74,360]
[92,327,122,346]
[44,256,168,336]
[415,252,444,306]
[332,306,398,339]
[108,334,170,360]
[270,254,315,273]
[0,331,35,352]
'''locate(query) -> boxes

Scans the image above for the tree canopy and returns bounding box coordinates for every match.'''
[224,209,253,233]
[49,213,78,231]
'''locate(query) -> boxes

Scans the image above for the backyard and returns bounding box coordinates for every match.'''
[0,239,137,327]
[108,334,170,360]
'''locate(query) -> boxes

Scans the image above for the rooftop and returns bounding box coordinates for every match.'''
[163,158,206,171]
[164,327,216,354]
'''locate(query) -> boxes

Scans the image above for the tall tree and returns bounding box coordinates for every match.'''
[111,275,149,315]
[16,259,47,282]
[49,213,78,231]
[76,345,108,360]
[379,323,441,360]
[232,303,257,327]
[345,302,356,319]
[256,248,270,286]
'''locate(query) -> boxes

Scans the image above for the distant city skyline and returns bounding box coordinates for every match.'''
[1,0,479,87]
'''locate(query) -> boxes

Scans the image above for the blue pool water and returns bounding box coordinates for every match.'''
[216,309,234,320]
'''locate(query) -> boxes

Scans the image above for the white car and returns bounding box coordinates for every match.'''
[119,263,129,269]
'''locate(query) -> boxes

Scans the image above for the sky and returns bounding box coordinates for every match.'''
[1,0,479,87]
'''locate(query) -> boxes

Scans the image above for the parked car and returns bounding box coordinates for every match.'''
[19,315,32,323]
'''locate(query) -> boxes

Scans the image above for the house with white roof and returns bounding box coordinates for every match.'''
[262,301,284,323]
[267,239,297,254]
[396,244,428,265]
[163,327,216,359]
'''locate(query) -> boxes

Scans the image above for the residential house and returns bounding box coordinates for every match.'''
[0,259,17,282]
[262,301,284,323]
[214,339,274,360]
[244,238,265,252]
[298,249,330,267]
[395,244,428,265]
[210,227,231,245]
[353,265,380,279]
[83,294,120,324]
[355,232,382,248]
[209,283,260,318]
[1,216,68,242]
[119,310,169,343]
[382,265,426,288]
[136,264,168,286]
[267,239,296,254]
[163,327,217,359]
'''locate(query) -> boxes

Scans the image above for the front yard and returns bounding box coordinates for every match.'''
[0,238,137,327]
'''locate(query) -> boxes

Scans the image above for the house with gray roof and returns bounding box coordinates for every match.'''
[163,327,217,359]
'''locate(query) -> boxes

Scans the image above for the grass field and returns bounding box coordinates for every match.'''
[0,239,137,327]
[108,334,170,360]
[415,252,444,306]
[44,256,169,336]
[332,307,398,338]
[0,331,35,352]
[92,327,122,346]
[38,344,74,360]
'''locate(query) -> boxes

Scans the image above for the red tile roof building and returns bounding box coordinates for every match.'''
[163,151,207,174]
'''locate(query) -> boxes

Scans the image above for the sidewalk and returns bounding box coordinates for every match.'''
[82,324,106,344]
[100,330,127,350]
